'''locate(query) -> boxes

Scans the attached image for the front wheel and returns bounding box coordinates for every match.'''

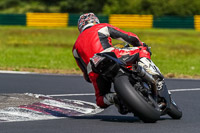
[114,73,161,123]
[167,99,182,119]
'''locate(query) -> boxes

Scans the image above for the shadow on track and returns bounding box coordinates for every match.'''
[70,115,140,123]
[69,115,172,123]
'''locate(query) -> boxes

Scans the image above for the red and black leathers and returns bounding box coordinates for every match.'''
[72,23,151,108]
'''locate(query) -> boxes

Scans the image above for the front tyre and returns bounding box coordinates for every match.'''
[167,99,182,119]
[114,73,161,123]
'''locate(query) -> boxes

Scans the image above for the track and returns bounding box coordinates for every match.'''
[0,72,200,133]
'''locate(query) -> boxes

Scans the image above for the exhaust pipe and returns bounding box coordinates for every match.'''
[133,64,156,84]
[133,64,158,100]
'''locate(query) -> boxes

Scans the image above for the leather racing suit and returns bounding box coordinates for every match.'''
[72,23,151,108]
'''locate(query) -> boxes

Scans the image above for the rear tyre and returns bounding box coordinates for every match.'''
[114,74,161,123]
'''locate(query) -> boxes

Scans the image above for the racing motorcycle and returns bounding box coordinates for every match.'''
[90,49,182,123]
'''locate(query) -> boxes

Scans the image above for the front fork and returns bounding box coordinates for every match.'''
[157,81,172,115]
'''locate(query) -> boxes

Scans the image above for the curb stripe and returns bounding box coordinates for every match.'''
[0,94,103,122]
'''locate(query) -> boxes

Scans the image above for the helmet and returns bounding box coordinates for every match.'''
[78,13,100,33]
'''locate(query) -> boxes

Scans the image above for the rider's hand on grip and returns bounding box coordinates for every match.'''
[143,42,152,56]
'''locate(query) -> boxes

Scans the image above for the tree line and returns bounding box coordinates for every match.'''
[0,0,200,16]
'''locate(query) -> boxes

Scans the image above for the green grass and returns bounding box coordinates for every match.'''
[0,26,199,77]
[0,26,79,73]
[132,28,200,77]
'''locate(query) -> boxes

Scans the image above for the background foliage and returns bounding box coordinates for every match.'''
[0,0,200,16]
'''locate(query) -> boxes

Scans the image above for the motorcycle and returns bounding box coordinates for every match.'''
[90,50,182,123]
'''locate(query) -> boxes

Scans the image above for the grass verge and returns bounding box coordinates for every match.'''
[0,26,199,78]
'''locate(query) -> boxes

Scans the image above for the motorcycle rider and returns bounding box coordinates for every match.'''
[72,13,161,114]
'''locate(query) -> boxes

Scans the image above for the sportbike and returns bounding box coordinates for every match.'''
[90,50,182,123]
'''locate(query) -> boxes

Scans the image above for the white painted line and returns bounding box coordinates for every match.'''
[170,88,200,92]
[49,88,200,97]
[48,93,95,97]
[0,70,35,74]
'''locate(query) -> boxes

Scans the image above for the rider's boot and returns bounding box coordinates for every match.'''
[113,96,129,115]
[103,93,116,105]
[104,93,129,115]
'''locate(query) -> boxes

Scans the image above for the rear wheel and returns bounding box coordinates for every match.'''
[114,73,161,123]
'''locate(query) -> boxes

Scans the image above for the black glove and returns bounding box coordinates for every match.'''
[143,42,152,56]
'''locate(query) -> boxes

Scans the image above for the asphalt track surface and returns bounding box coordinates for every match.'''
[0,73,200,133]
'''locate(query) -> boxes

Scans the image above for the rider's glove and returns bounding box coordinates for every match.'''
[143,42,152,56]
